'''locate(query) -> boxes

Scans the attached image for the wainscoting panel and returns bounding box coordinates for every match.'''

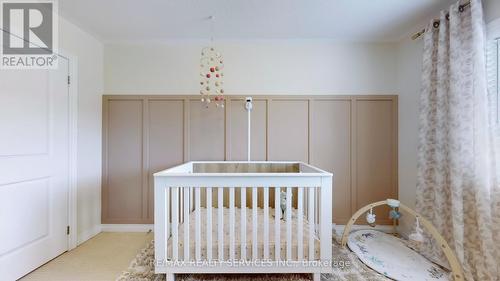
[310,98,352,224]
[355,98,398,225]
[227,98,267,161]
[146,99,185,220]
[103,99,144,223]
[102,95,398,224]
[268,99,309,162]
[189,100,225,161]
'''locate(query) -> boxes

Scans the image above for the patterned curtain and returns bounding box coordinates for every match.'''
[416,0,500,280]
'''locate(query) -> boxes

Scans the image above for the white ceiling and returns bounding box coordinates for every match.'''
[58,0,456,43]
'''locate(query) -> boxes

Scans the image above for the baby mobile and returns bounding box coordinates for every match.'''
[364,198,424,247]
[365,199,402,232]
[200,16,225,108]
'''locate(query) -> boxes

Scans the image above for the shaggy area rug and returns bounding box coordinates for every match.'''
[117,239,389,281]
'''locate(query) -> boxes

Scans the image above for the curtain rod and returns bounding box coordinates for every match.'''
[411,0,471,40]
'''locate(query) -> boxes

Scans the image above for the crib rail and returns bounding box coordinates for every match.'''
[154,161,332,274]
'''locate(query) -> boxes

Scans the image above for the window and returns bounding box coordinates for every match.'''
[487,19,500,123]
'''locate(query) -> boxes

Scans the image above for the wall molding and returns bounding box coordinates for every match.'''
[102,94,398,225]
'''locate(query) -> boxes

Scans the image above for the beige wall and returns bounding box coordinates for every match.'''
[102,95,398,225]
[395,37,423,236]
[59,17,103,244]
[104,41,398,95]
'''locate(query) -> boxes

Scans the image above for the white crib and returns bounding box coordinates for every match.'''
[154,161,333,281]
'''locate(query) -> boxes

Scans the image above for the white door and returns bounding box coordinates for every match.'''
[0,58,70,280]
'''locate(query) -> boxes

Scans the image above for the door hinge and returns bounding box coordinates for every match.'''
[67,75,71,85]
[66,225,70,235]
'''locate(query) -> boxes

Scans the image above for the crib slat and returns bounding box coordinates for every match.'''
[308,187,315,260]
[172,187,179,260]
[263,187,269,260]
[218,187,224,260]
[165,188,170,260]
[206,187,212,261]
[274,187,280,261]
[229,187,235,260]
[297,187,304,260]
[315,188,319,226]
[286,187,292,260]
[252,187,258,260]
[190,187,195,211]
[184,188,190,261]
[180,187,183,223]
[195,188,201,260]
[240,187,247,260]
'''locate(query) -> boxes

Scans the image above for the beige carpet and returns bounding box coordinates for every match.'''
[117,239,390,281]
[19,232,390,281]
[21,232,153,281]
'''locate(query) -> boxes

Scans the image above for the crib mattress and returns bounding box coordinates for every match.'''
[166,207,320,260]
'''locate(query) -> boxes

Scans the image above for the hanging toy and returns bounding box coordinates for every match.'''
[387,198,401,220]
[409,216,425,243]
[199,16,225,109]
[366,207,376,226]
[389,205,401,235]
[389,208,401,220]
[279,191,287,220]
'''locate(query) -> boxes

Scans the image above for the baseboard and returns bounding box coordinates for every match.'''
[77,224,102,245]
[101,224,154,232]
